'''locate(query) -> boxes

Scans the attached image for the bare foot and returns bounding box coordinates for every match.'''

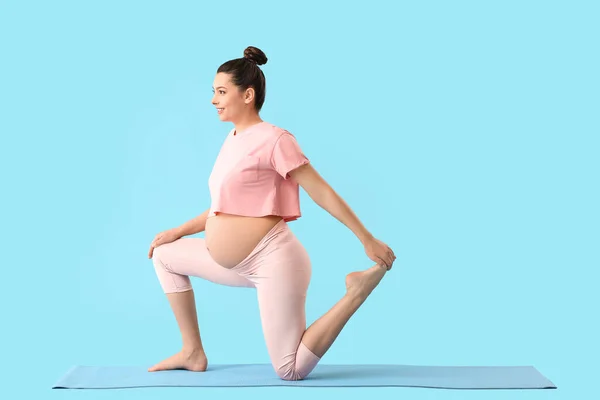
[148,348,208,372]
[345,264,387,302]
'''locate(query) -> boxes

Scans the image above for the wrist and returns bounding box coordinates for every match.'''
[359,231,374,245]
[173,226,185,238]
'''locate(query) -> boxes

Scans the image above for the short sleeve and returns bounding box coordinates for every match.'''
[270,132,310,180]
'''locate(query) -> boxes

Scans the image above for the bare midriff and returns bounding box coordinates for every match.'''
[205,212,284,269]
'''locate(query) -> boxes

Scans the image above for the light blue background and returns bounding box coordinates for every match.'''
[1,0,597,399]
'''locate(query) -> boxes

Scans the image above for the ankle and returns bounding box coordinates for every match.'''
[182,344,204,356]
[344,291,365,308]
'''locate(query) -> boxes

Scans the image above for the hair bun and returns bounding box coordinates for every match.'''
[243,46,268,66]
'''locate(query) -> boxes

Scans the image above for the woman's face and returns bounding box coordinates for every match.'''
[211,72,247,122]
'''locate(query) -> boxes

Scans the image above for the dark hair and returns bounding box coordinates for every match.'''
[217,46,268,112]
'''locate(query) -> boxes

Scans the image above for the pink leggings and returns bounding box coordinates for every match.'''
[151,219,321,381]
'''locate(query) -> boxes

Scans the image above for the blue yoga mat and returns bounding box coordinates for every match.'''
[53,364,556,389]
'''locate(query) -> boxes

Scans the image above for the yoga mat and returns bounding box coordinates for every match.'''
[53,364,557,389]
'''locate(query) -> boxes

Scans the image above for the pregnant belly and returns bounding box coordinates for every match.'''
[205,213,283,269]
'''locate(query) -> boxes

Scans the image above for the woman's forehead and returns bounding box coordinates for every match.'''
[213,72,232,87]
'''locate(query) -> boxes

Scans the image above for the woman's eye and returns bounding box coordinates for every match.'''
[219,90,225,95]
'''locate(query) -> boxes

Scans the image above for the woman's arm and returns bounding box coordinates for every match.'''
[290,164,395,268]
[289,164,373,244]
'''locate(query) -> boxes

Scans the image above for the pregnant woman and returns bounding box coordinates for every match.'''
[147,46,396,381]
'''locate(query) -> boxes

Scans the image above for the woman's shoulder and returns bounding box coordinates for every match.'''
[260,122,301,142]
[259,121,285,134]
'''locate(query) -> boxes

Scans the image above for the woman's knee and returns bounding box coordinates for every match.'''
[151,242,179,269]
[151,244,191,293]
[275,366,305,381]
[151,246,169,273]
[273,341,320,381]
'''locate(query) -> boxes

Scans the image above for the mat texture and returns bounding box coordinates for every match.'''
[52,364,556,389]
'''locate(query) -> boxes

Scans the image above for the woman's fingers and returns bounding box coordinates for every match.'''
[148,235,160,258]
[386,251,395,270]
[389,249,396,264]
[378,257,390,270]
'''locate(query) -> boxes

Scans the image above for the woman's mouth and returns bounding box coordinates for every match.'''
[217,108,224,114]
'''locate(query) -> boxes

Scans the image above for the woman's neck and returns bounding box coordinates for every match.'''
[233,114,263,135]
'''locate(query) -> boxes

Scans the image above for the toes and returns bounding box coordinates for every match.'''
[148,356,180,372]
[148,363,167,372]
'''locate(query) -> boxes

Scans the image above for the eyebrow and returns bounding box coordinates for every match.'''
[212,86,227,90]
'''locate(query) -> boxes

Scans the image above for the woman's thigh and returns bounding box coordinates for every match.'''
[254,238,312,365]
[153,237,254,288]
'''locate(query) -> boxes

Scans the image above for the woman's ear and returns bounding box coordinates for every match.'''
[244,87,255,104]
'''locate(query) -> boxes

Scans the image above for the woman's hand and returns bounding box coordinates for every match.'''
[148,228,181,259]
[364,237,396,270]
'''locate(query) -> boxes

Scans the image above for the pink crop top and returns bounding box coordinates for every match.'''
[207,121,310,222]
